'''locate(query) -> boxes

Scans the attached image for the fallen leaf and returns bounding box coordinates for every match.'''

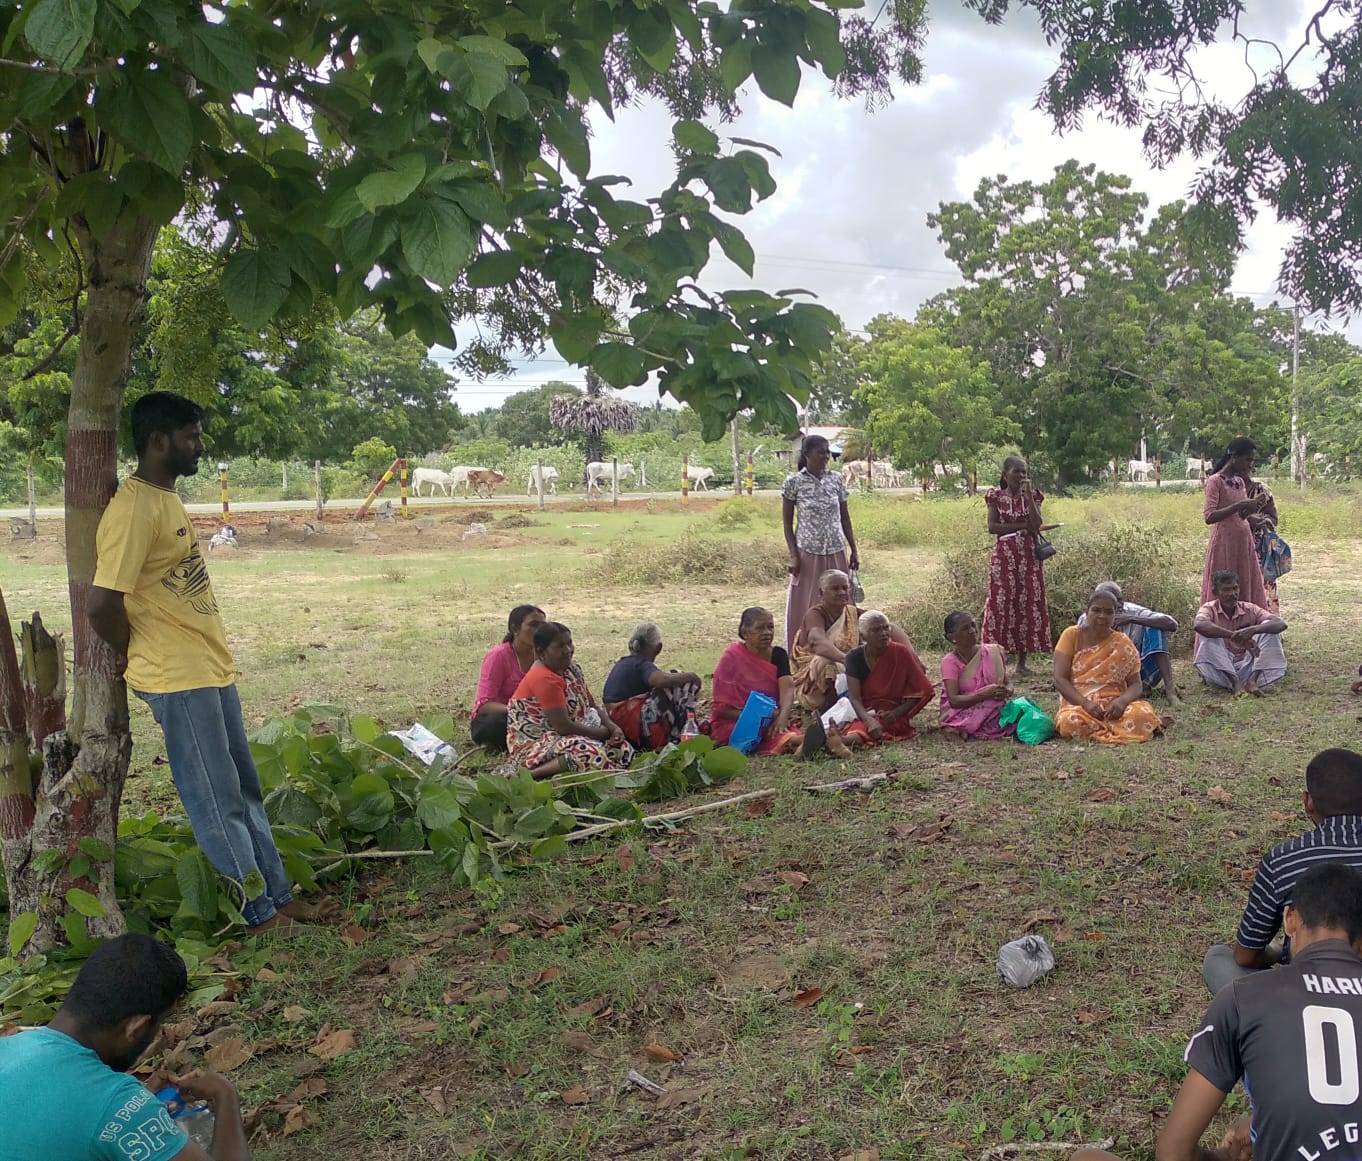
[282,1105,314,1137]
[776,870,810,891]
[656,1085,706,1110]
[1207,785,1234,805]
[340,924,369,946]
[793,987,824,1009]
[204,1037,253,1072]
[308,1028,357,1059]
[504,1062,529,1078]
[196,1000,237,1019]
[888,815,954,843]
[838,1150,880,1161]
[387,955,429,978]
[1271,811,1297,822]
[616,845,636,873]
[420,1086,450,1115]
[1074,1010,1100,1025]
[643,1042,683,1062]
[255,967,280,982]
[1084,788,1117,803]
[1082,931,1108,942]
[285,1078,328,1102]
[497,921,522,936]
[745,798,774,818]
[397,1018,439,1035]
[564,995,609,1018]
[562,1030,596,1054]
[282,1006,308,1023]
[1022,911,1063,931]
[516,966,561,989]
[1051,927,1077,944]
[559,1085,590,1106]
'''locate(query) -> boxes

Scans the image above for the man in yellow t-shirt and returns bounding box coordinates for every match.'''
[89,392,311,936]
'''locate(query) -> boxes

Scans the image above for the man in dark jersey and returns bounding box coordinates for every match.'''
[1072,861,1362,1161]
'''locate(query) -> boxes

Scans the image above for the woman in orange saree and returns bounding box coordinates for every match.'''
[1053,589,1165,745]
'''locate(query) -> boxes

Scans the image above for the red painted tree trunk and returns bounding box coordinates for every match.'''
[0,209,160,953]
[20,613,66,750]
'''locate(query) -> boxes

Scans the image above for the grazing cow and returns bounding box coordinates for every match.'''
[526,464,560,495]
[412,466,453,496]
[1127,458,1154,481]
[689,465,715,491]
[1185,457,1209,479]
[445,465,477,494]
[841,461,868,488]
[466,469,506,498]
[586,461,635,493]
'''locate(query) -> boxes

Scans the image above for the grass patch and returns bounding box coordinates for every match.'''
[596,525,788,587]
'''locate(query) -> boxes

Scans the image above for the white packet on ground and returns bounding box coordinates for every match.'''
[997,935,1056,988]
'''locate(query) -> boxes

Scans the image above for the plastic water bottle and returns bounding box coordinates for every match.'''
[680,711,700,740]
[156,1087,215,1150]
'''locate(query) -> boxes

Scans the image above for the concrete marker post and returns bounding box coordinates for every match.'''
[536,457,546,511]
[218,462,229,523]
[611,456,619,508]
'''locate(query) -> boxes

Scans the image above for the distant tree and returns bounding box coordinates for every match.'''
[348,437,399,479]
[806,328,869,425]
[550,370,639,466]
[493,383,580,448]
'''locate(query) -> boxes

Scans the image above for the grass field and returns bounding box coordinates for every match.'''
[3,487,1362,1161]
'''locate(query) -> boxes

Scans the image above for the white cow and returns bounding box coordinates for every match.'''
[526,464,560,495]
[688,465,715,491]
[586,461,635,493]
[445,465,479,495]
[1127,458,1154,481]
[1185,457,1209,479]
[411,467,453,496]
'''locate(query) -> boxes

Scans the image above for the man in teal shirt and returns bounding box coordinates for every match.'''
[0,933,249,1160]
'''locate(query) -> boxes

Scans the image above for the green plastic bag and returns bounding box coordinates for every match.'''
[998,696,1056,745]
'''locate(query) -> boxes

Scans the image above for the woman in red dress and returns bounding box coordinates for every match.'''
[982,456,1052,676]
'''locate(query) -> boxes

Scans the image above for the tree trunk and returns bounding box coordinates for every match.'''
[0,588,35,911]
[0,210,160,952]
[20,613,66,750]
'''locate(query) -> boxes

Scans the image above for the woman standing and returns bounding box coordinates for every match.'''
[1201,437,1268,608]
[982,456,1051,676]
[782,434,858,651]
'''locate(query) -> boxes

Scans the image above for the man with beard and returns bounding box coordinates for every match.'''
[89,392,315,936]
[0,933,249,1159]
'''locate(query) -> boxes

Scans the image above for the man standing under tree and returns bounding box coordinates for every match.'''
[89,392,321,936]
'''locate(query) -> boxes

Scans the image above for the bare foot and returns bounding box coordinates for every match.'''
[1247,680,1264,698]
[824,726,853,759]
[1158,715,1175,731]
[280,898,340,924]
[247,914,309,939]
[1166,689,1183,706]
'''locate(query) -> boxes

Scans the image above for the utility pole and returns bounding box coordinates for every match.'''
[1291,304,1304,493]
[731,414,742,497]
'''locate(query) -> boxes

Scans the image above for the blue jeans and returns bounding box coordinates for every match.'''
[136,684,292,928]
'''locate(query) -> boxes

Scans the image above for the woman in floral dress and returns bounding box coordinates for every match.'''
[982,456,1052,676]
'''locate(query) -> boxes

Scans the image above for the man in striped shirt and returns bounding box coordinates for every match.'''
[1203,747,1362,994]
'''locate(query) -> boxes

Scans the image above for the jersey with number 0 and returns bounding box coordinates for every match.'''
[1185,939,1362,1161]
[0,1027,189,1160]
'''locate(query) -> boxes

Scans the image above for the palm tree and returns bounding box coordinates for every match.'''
[549,369,638,467]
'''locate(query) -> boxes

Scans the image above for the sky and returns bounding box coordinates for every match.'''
[437,1,1347,415]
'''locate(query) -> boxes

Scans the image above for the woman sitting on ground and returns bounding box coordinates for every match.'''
[506,621,635,777]
[1053,588,1166,745]
[790,569,861,713]
[471,604,545,750]
[841,610,935,744]
[603,622,702,751]
[938,610,1016,740]
[711,607,803,756]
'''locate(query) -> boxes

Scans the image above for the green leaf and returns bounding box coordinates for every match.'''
[712,220,755,276]
[422,712,457,744]
[628,6,676,72]
[529,835,568,859]
[7,913,38,958]
[356,154,427,212]
[23,0,96,67]
[703,156,754,212]
[346,773,395,833]
[465,250,522,288]
[102,72,194,174]
[64,887,106,918]
[543,107,590,178]
[447,51,509,111]
[438,181,510,229]
[350,713,382,744]
[77,837,113,862]
[673,119,719,155]
[457,34,528,66]
[416,783,464,831]
[416,37,451,73]
[82,179,124,241]
[751,44,801,105]
[263,786,323,829]
[175,852,219,921]
[32,849,65,875]
[401,196,475,286]
[181,20,257,92]
[221,249,292,330]
[803,7,845,78]
[589,341,648,387]
[719,38,752,92]
[701,745,747,779]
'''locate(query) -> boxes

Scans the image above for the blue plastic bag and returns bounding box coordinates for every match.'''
[729,691,778,754]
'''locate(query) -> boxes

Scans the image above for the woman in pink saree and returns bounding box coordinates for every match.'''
[711,607,802,756]
[939,610,1016,740]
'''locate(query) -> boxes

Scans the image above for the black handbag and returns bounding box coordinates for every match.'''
[1033,533,1057,562]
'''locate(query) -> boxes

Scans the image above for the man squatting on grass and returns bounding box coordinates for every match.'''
[1072,862,1362,1161]
[1204,748,1362,995]
[88,392,322,937]
[0,933,249,1160]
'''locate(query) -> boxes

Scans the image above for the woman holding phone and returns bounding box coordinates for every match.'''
[982,456,1052,676]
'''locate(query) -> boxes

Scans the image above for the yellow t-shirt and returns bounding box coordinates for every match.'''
[93,478,234,693]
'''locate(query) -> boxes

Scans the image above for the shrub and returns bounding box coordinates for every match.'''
[889,524,1201,655]
[596,527,788,587]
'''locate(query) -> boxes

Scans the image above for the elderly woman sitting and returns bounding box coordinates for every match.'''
[841,611,935,744]
[791,570,916,714]
[507,621,635,777]
[711,607,803,756]
[1054,588,1166,745]
[603,622,702,751]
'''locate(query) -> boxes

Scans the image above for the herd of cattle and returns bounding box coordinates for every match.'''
[411,460,645,498]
